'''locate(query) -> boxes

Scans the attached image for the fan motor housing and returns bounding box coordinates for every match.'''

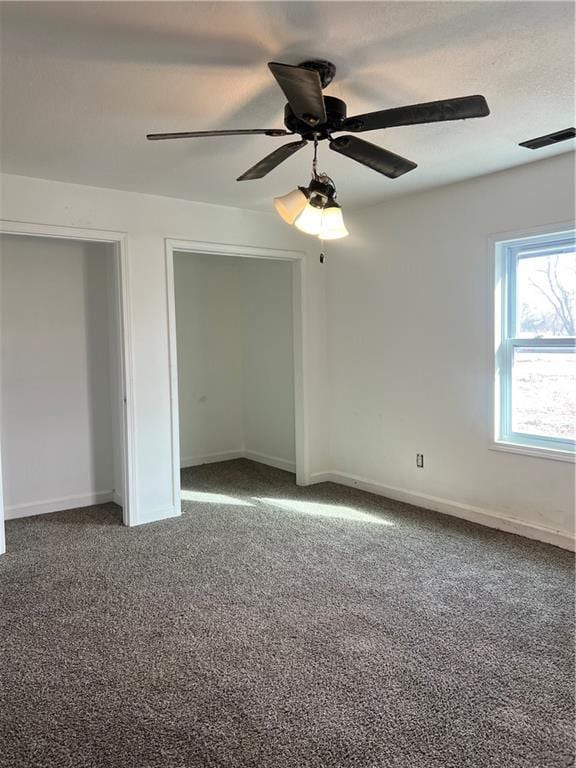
[298,59,337,89]
[284,96,347,140]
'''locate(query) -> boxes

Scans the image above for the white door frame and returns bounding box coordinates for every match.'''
[165,238,309,511]
[0,220,137,552]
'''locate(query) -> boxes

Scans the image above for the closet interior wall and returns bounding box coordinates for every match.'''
[0,234,124,518]
[174,251,295,473]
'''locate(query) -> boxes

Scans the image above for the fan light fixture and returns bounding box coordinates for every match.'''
[274,147,349,240]
[277,184,349,240]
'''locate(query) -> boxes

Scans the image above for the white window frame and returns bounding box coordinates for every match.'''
[494,226,576,462]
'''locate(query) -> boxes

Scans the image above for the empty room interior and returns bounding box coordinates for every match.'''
[0,2,574,767]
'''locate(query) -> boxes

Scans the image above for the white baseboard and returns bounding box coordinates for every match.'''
[181,450,245,468]
[181,449,295,474]
[4,490,115,520]
[309,471,575,551]
[243,451,295,473]
[112,491,123,507]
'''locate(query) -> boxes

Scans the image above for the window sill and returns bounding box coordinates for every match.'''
[491,440,576,463]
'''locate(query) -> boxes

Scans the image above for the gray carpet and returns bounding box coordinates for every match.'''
[1,459,574,768]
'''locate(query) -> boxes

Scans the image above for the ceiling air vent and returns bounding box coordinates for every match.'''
[519,128,575,150]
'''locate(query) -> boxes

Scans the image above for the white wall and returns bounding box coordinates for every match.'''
[0,235,120,517]
[174,252,244,464]
[242,258,295,467]
[323,152,575,546]
[174,252,295,470]
[0,172,325,531]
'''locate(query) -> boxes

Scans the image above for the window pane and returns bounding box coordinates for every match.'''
[512,348,576,440]
[517,250,575,338]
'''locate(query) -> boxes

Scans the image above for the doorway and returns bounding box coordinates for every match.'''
[0,224,134,553]
[165,239,307,512]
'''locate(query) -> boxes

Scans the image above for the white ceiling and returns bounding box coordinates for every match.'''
[1,1,574,212]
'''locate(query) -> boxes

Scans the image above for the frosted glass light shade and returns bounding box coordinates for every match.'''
[294,202,324,235]
[318,205,349,240]
[274,188,308,224]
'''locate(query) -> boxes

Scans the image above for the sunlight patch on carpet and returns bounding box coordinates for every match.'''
[256,497,395,525]
[181,490,253,507]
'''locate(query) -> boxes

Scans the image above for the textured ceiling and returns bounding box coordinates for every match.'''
[0,1,574,212]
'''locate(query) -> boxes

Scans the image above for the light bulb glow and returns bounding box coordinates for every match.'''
[273,188,308,225]
[318,204,349,240]
[294,202,324,235]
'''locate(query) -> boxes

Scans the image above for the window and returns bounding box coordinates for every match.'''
[495,228,575,458]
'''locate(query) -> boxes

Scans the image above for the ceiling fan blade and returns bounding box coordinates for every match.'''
[237,139,308,181]
[147,129,291,140]
[268,62,327,127]
[329,135,417,178]
[342,95,490,132]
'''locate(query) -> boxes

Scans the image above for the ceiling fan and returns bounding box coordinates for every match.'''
[146,59,490,182]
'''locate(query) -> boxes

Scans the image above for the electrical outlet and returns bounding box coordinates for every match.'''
[416,453,424,469]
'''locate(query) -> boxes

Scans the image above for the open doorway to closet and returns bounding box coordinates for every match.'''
[167,241,307,512]
[0,226,133,552]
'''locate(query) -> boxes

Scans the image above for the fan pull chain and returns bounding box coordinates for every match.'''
[320,238,326,264]
[312,138,319,179]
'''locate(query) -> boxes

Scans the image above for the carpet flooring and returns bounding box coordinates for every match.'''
[1,459,574,768]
